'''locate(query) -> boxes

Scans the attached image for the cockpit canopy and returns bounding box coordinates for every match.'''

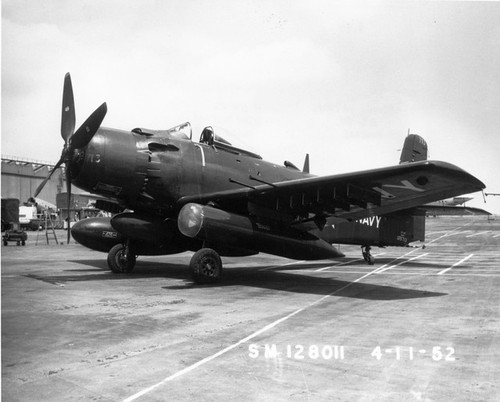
[132,122,193,140]
[199,126,232,146]
[132,122,262,160]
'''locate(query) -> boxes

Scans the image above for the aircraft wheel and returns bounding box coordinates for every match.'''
[362,246,374,265]
[107,243,136,274]
[362,252,375,265]
[190,248,222,284]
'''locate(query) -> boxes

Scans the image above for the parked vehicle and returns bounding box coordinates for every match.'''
[1,198,19,232]
[19,205,41,230]
[3,223,27,246]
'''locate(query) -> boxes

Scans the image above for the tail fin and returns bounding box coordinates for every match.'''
[399,134,428,164]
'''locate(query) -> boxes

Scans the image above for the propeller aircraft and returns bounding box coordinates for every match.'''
[35,74,486,283]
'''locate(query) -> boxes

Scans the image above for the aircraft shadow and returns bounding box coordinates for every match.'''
[251,258,452,271]
[48,259,448,301]
[374,258,450,269]
[199,269,447,300]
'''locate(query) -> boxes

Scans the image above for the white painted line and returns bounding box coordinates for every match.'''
[315,258,364,272]
[316,253,386,272]
[258,260,305,271]
[314,270,379,275]
[123,265,383,402]
[350,272,500,277]
[425,230,447,235]
[430,230,471,237]
[372,248,421,274]
[375,253,428,274]
[194,144,206,166]
[433,273,498,276]
[426,227,465,245]
[466,231,490,238]
[492,234,500,238]
[442,231,466,238]
[437,254,474,275]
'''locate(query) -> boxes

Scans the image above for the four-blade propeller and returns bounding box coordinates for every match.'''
[34,73,107,243]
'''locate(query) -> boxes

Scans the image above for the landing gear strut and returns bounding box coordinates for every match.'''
[107,242,136,273]
[361,245,375,265]
[190,248,222,284]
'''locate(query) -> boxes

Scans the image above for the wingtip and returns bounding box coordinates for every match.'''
[424,160,486,191]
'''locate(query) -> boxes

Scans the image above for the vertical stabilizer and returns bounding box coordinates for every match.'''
[399,134,428,164]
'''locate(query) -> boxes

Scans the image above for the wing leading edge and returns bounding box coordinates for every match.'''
[177,160,486,221]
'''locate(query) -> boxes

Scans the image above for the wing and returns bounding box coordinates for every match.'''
[176,160,486,222]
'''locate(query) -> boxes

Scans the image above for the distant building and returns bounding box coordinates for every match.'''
[1,156,64,205]
[1,156,107,226]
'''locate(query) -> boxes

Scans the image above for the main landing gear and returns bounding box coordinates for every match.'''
[361,245,375,265]
[189,248,222,284]
[106,242,223,284]
[107,243,136,273]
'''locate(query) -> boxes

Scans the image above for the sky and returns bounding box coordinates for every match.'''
[2,0,500,213]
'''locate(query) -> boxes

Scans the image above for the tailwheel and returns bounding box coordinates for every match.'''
[190,248,222,284]
[361,245,375,265]
[107,243,136,273]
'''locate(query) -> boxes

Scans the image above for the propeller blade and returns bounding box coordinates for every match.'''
[70,102,107,149]
[33,156,65,198]
[61,73,76,142]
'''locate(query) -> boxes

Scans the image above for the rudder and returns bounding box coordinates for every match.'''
[399,134,428,164]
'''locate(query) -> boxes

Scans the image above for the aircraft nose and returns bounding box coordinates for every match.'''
[71,128,150,206]
[70,130,107,192]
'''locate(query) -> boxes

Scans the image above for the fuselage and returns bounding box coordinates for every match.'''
[70,124,425,257]
[72,125,310,216]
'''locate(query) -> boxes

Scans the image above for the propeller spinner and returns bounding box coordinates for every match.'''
[34,73,107,243]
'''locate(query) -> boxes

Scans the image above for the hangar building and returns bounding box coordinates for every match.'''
[1,156,106,226]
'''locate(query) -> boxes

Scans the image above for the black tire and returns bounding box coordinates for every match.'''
[107,243,136,274]
[362,246,373,264]
[3,240,7,246]
[22,241,26,246]
[190,248,222,284]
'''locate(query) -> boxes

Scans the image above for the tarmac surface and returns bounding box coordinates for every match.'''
[2,216,499,401]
